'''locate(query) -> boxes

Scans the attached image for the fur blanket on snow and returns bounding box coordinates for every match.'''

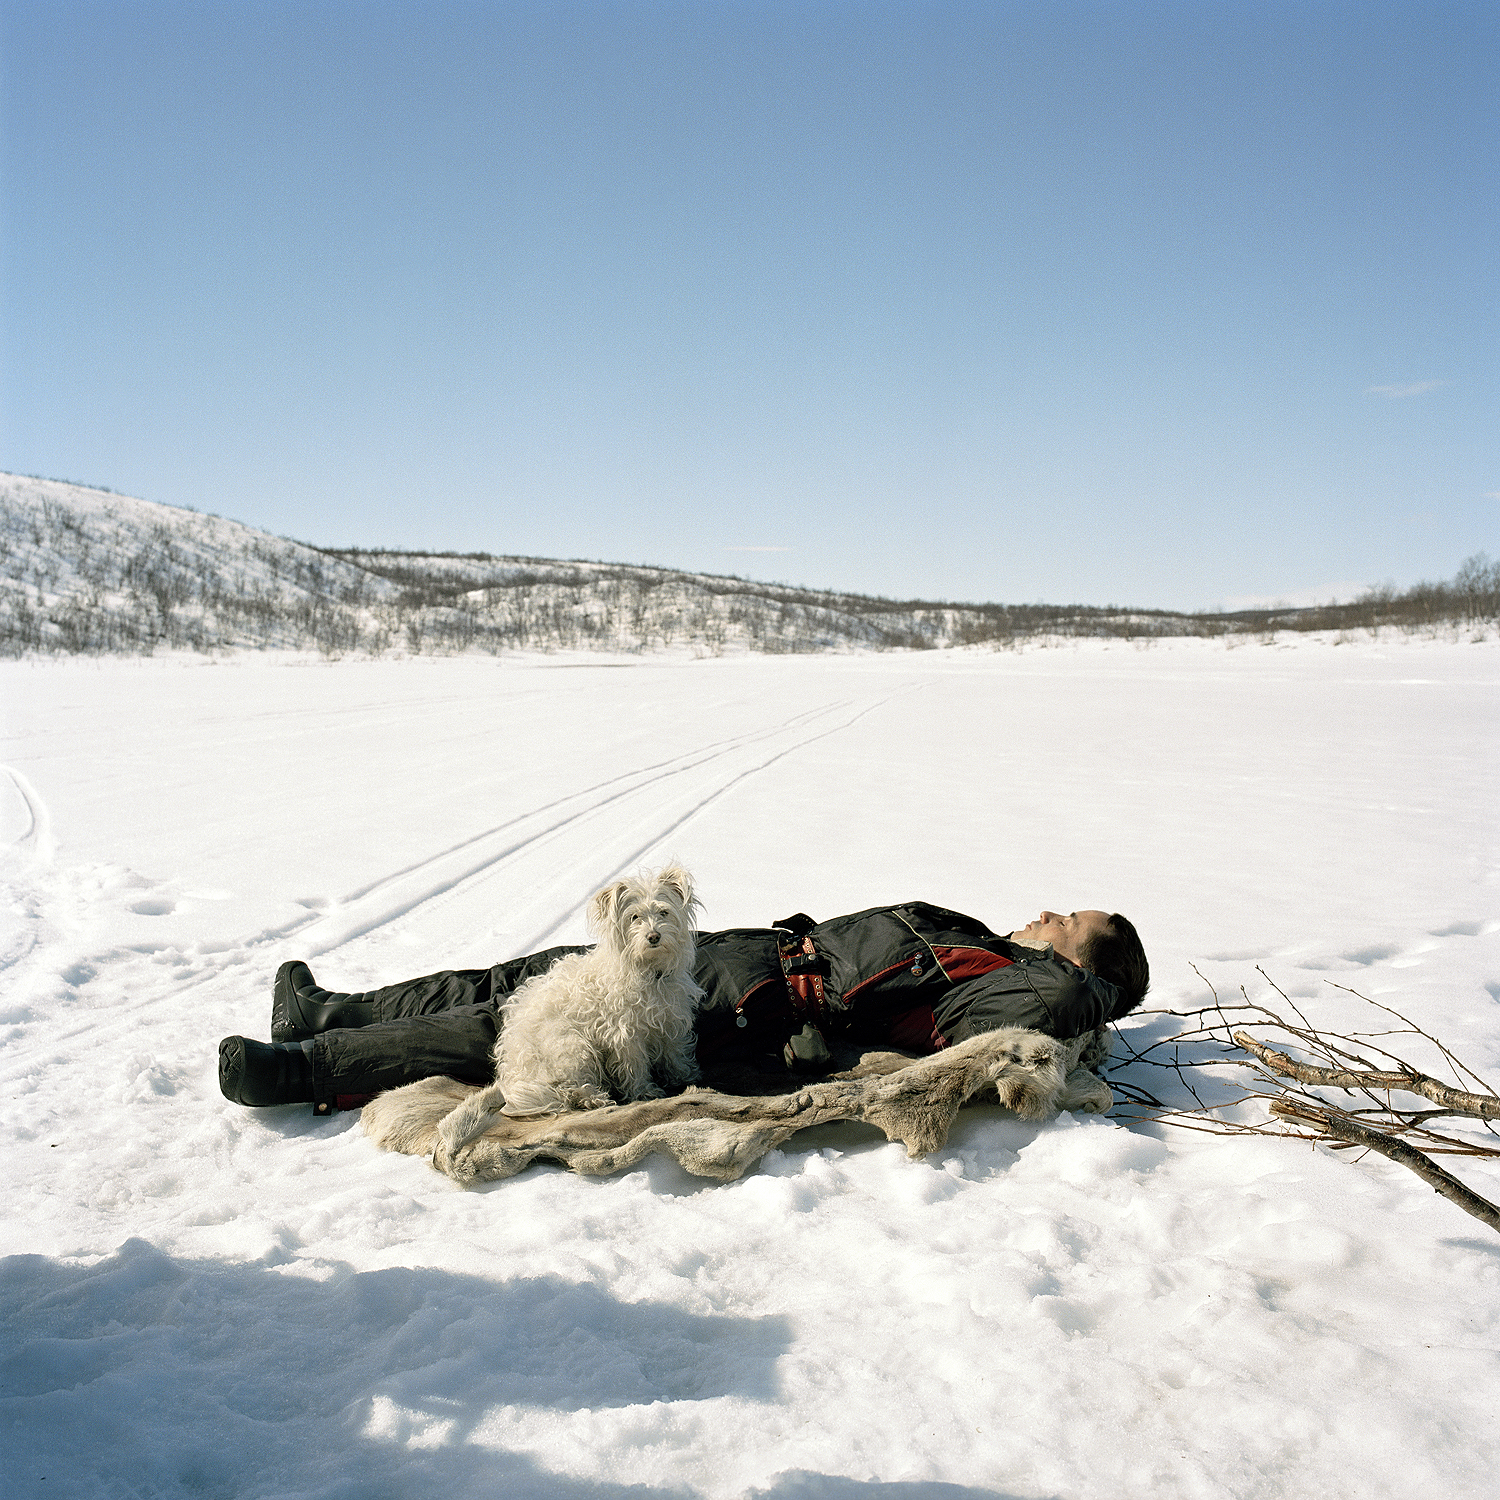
[361,1025,1113,1186]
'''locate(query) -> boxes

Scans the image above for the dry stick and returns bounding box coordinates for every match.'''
[1233,1031,1500,1119]
[1255,966,1317,1035]
[1327,980,1500,1101]
[1269,1099,1500,1234]
[1116,980,1500,1231]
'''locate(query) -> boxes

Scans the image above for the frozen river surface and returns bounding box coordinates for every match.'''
[2,636,1498,1499]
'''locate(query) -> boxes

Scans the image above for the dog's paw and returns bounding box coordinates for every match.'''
[558,1083,614,1111]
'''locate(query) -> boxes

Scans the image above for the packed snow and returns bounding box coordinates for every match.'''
[2,637,1498,1499]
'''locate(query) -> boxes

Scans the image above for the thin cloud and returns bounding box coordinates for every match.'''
[724,546,792,553]
[1219,580,1372,610]
[1366,380,1448,398]
[1486,492,1500,501]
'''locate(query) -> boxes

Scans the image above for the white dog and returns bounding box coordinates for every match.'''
[436,865,705,1158]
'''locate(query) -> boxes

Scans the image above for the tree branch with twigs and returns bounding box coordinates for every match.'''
[1105,966,1500,1234]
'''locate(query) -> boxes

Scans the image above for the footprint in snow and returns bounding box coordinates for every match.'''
[1339,943,1401,966]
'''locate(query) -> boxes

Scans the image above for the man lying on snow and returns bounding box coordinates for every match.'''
[217,904,1149,1115]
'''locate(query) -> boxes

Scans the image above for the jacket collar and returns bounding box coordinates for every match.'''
[1005,934,1052,954]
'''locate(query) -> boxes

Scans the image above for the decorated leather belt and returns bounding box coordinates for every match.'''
[778,932,832,1022]
[773,933,832,1072]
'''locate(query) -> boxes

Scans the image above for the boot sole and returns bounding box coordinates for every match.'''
[218,1035,255,1104]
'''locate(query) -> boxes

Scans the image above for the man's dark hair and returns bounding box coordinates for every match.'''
[1077,914,1149,1016]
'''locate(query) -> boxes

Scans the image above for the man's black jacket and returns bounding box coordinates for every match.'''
[686,901,1126,1065]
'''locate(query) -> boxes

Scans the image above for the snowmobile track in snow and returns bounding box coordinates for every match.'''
[265,687,911,960]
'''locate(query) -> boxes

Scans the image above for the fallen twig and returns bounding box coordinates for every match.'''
[1233,1031,1500,1119]
[1109,973,1500,1235]
[1269,1098,1500,1233]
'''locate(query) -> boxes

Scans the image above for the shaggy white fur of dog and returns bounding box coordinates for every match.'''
[436,864,705,1158]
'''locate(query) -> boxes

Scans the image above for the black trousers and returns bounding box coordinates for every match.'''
[307,929,801,1107]
[309,946,586,1107]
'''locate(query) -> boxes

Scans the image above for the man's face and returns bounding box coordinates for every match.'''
[1013,910,1111,966]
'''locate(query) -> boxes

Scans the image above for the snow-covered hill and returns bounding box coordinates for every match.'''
[2,472,1494,658]
[0,474,403,656]
[0,473,1050,656]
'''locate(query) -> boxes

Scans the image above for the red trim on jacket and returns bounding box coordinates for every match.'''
[840,958,924,1004]
[737,976,785,1011]
[886,1007,948,1053]
[929,947,1015,983]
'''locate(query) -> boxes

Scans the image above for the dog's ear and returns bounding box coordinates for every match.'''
[657,864,698,912]
[587,880,629,934]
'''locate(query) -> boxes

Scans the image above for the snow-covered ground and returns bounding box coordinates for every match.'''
[2,636,1498,1499]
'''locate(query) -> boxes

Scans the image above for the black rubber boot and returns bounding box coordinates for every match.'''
[219,1036,317,1106]
[271,961,377,1043]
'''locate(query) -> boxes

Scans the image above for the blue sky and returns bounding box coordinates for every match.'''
[2,1,1495,610]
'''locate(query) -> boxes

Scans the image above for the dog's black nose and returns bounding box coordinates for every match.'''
[646,931,661,945]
